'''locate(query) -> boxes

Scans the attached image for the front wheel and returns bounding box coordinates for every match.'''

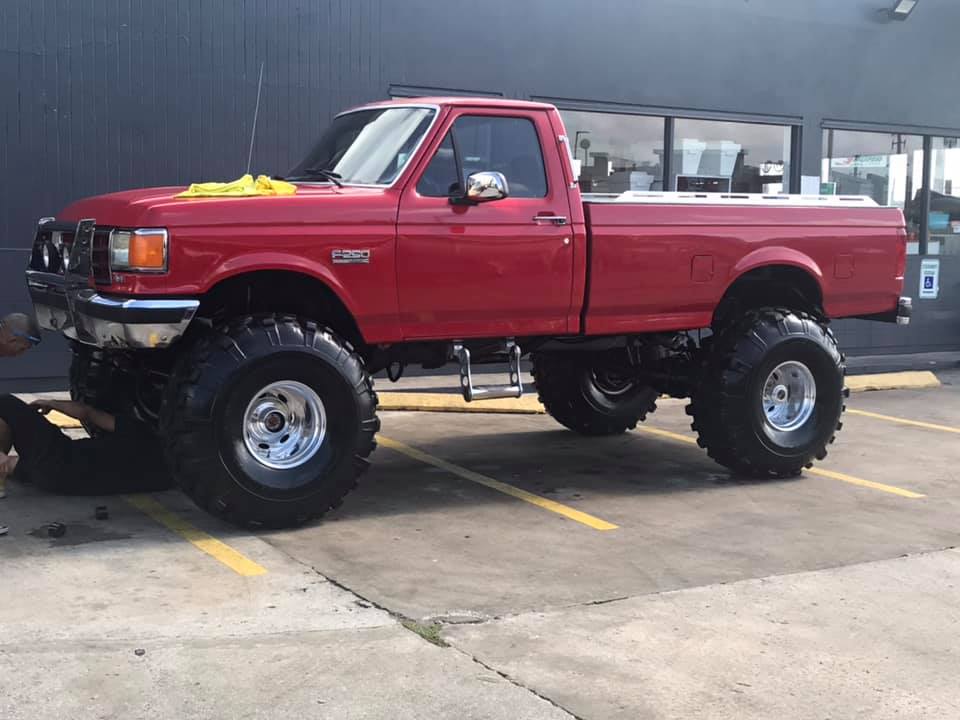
[161,314,379,529]
[687,308,845,478]
[531,352,658,436]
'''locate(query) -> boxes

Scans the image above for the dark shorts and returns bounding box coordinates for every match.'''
[0,394,173,495]
[0,394,75,480]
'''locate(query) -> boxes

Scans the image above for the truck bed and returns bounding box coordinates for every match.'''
[582,194,907,335]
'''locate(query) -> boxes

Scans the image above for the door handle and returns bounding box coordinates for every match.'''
[532,215,568,225]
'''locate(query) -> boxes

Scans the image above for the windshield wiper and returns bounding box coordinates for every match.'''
[286,168,343,187]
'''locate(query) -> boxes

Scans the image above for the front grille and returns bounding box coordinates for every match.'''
[91,230,112,284]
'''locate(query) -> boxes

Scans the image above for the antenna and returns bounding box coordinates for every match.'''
[245,62,265,175]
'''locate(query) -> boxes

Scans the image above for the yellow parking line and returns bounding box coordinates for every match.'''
[637,426,702,446]
[635,426,924,499]
[378,436,618,531]
[125,495,268,576]
[806,467,925,499]
[847,408,960,435]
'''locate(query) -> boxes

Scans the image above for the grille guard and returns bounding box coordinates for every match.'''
[26,218,198,349]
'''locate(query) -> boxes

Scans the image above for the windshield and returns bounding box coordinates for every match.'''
[288,106,436,185]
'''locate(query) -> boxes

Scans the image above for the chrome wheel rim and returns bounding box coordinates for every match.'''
[590,369,635,398]
[761,361,816,432]
[242,381,326,470]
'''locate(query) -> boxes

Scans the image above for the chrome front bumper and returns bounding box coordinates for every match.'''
[26,270,199,349]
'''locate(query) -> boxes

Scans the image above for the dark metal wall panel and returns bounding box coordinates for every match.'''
[1,0,958,389]
[1,0,387,387]
[833,256,960,356]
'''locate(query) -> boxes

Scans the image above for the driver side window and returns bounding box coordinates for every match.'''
[416,134,459,198]
[416,115,548,198]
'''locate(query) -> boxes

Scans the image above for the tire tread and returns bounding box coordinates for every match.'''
[688,307,845,478]
[160,313,378,529]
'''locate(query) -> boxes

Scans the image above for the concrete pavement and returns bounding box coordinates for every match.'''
[446,548,960,720]
[2,371,959,718]
[0,487,571,720]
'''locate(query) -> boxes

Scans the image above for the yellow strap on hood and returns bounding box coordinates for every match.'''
[175,173,297,198]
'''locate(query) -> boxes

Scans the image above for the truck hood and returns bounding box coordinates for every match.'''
[56,183,387,228]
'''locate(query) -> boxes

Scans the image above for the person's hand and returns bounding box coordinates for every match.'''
[0,336,30,358]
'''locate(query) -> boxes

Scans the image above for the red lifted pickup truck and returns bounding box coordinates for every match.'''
[26,98,910,528]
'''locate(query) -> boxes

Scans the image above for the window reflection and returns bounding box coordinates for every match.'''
[672,119,792,193]
[821,129,922,248]
[928,137,960,255]
[559,110,664,193]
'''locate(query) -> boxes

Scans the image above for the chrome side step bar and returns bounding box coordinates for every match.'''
[453,340,523,402]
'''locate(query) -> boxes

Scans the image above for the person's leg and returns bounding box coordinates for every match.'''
[0,415,11,453]
[0,394,72,483]
[0,409,18,490]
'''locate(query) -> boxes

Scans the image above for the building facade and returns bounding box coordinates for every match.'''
[1,0,958,389]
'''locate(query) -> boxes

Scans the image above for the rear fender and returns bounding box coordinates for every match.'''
[727,246,825,295]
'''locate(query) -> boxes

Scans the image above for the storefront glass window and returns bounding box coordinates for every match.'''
[671,119,792,193]
[821,129,923,247]
[559,110,664,194]
[928,137,960,255]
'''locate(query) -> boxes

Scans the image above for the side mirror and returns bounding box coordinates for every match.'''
[461,171,510,203]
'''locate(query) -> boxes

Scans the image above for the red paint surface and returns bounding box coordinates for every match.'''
[54,97,907,344]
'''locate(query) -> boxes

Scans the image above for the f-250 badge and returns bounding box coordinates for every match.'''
[331,249,371,264]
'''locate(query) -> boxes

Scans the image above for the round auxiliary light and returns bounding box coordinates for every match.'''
[42,241,61,273]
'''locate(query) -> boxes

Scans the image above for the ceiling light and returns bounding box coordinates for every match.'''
[890,0,918,20]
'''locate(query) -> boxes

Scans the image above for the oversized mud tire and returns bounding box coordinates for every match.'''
[69,343,134,436]
[687,307,846,478]
[531,352,658,436]
[161,314,379,529]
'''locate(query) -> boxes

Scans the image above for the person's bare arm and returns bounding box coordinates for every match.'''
[30,399,116,432]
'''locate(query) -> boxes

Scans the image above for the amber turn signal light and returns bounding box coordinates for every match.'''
[110,229,168,272]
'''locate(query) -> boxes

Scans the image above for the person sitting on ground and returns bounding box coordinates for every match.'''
[0,313,40,358]
[0,395,172,495]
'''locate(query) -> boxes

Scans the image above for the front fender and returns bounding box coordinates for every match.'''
[201,252,362,318]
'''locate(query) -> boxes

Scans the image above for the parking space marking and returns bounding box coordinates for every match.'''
[636,426,925,499]
[378,436,619,531]
[125,495,268,576]
[805,466,925,499]
[847,408,960,435]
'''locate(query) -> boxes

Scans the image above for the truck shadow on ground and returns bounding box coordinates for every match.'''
[0,427,803,545]
[331,428,804,521]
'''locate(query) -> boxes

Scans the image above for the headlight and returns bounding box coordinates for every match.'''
[110,229,168,272]
[41,237,62,273]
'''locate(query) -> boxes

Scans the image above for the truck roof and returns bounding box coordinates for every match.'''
[344,97,556,113]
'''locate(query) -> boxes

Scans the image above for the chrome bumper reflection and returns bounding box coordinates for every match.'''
[896,296,912,326]
[27,271,198,349]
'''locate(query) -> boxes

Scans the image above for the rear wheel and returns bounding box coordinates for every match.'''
[161,314,379,529]
[531,352,658,436]
[687,307,845,477]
